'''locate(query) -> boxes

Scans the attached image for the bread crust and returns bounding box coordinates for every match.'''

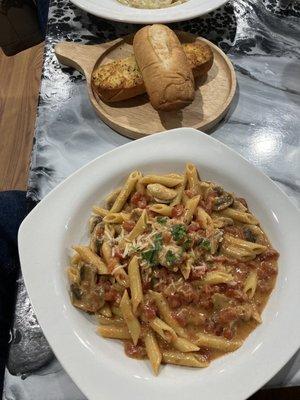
[92,38,213,104]
[133,25,195,111]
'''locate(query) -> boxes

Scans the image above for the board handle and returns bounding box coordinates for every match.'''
[54,42,104,77]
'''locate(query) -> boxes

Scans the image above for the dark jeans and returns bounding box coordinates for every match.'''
[0,191,27,395]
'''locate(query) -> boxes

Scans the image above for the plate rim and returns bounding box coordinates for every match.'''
[19,128,300,400]
[69,0,230,24]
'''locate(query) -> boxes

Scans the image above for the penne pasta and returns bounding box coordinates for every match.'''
[149,204,173,216]
[140,174,183,187]
[172,337,200,353]
[97,315,124,326]
[101,241,112,264]
[92,206,109,217]
[243,270,258,299]
[120,290,141,345]
[183,195,201,224]
[98,304,112,318]
[98,325,131,340]
[103,212,130,224]
[110,171,141,212]
[72,245,108,274]
[162,350,209,368]
[186,163,200,194]
[149,317,177,343]
[127,209,148,241]
[128,256,143,314]
[219,208,259,225]
[69,165,279,376]
[194,332,242,352]
[149,291,187,338]
[144,330,162,375]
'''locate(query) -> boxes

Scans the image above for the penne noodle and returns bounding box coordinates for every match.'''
[97,315,125,326]
[140,174,183,187]
[203,271,234,285]
[106,187,122,209]
[120,290,141,345]
[149,291,187,338]
[144,330,162,375]
[110,171,141,212]
[149,318,177,343]
[170,173,187,206]
[136,178,146,195]
[98,324,131,340]
[243,270,258,299]
[172,337,200,353]
[194,332,242,352]
[128,256,143,314]
[98,304,112,318]
[162,350,209,368]
[127,209,148,241]
[197,207,214,233]
[103,212,130,224]
[219,208,259,225]
[149,204,173,216]
[186,163,201,194]
[92,206,109,217]
[111,305,122,317]
[183,195,201,224]
[72,245,108,274]
[147,184,177,202]
[101,241,112,264]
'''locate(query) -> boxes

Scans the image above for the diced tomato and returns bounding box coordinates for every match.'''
[131,192,147,209]
[114,248,124,260]
[107,258,118,273]
[146,209,156,218]
[203,193,217,214]
[258,249,279,262]
[188,222,200,233]
[124,341,146,359]
[142,301,157,320]
[123,220,135,232]
[226,288,247,302]
[185,189,197,198]
[171,204,184,218]
[218,307,238,324]
[162,231,171,244]
[190,264,207,280]
[167,294,182,309]
[223,327,234,340]
[224,225,244,239]
[104,288,119,302]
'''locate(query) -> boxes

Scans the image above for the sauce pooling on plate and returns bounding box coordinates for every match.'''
[68,164,279,375]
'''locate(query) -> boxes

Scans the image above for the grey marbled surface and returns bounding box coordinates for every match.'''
[3,0,300,399]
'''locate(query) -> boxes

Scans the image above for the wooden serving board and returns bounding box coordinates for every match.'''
[55,32,236,139]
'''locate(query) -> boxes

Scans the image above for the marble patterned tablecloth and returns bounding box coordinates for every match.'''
[3,0,300,399]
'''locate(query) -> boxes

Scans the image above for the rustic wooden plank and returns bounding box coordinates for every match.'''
[0,43,43,191]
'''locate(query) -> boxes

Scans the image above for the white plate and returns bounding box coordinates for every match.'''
[70,0,229,24]
[19,128,300,400]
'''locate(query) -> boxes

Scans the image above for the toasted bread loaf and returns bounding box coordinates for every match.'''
[92,41,213,103]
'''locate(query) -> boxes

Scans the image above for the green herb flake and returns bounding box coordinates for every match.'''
[171,224,187,241]
[199,238,211,251]
[165,250,177,266]
[157,216,168,225]
[182,237,192,251]
[141,249,157,265]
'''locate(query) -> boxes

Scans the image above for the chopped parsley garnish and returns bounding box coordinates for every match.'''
[199,238,211,251]
[182,237,192,251]
[171,224,187,241]
[141,233,163,266]
[141,249,157,265]
[165,250,177,266]
[157,216,168,225]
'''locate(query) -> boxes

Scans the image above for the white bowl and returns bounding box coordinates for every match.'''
[70,0,229,24]
[19,128,300,400]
